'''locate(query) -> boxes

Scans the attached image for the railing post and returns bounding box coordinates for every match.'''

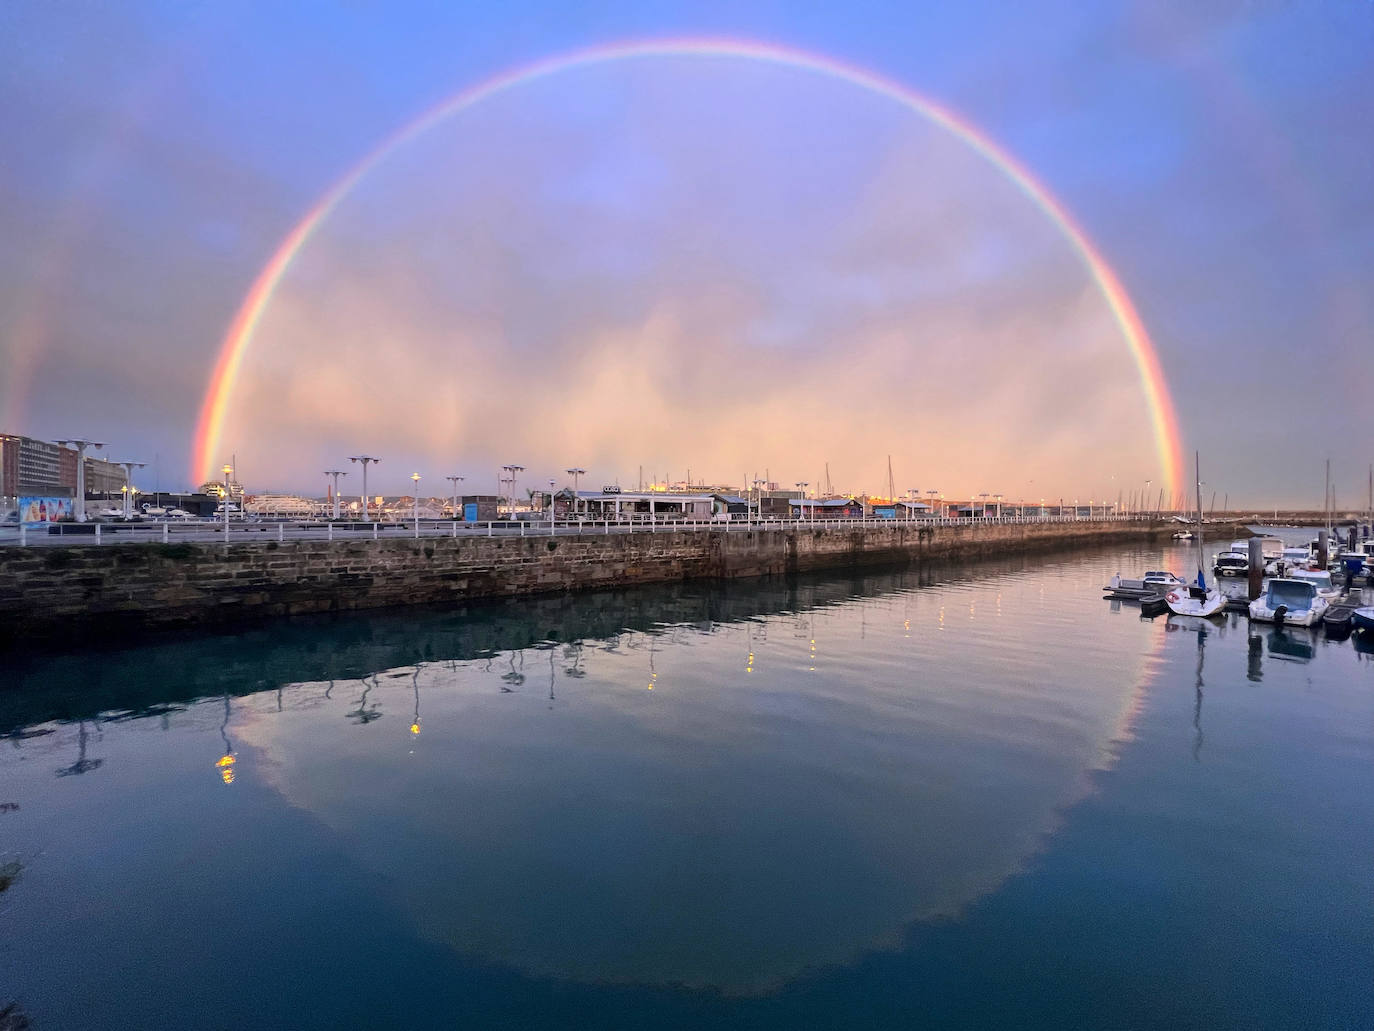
[19,525,26,547]
[373,522,379,540]
[95,523,102,545]
[278,523,284,543]
[328,522,334,542]
[162,522,168,543]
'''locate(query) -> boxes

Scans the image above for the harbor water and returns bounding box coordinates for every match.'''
[2,539,1371,1029]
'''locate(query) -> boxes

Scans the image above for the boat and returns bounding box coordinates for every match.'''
[1166,453,1226,619]
[1323,603,1357,633]
[1104,571,1185,599]
[1287,567,1342,600]
[1248,578,1330,627]
[1353,607,1374,634]
[1213,549,1249,577]
[1172,530,1195,540]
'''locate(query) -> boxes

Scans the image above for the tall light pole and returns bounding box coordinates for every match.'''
[324,469,347,520]
[796,482,809,524]
[753,478,767,523]
[445,475,464,519]
[55,438,106,522]
[348,455,380,522]
[994,493,1003,518]
[978,492,990,518]
[113,461,145,519]
[927,489,939,519]
[907,488,919,521]
[548,478,556,533]
[222,464,233,538]
[566,467,586,517]
[502,464,524,518]
[411,472,421,537]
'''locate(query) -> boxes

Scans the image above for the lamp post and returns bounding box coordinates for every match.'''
[347,455,380,522]
[55,438,106,522]
[566,467,586,517]
[927,489,939,520]
[795,482,809,524]
[907,488,920,521]
[411,472,421,537]
[502,464,524,518]
[978,492,990,518]
[753,478,767,523]
[445,475,464,519]
[113,461,145,519]
[324,469,347,520]
[549,479,556,534]
[994,493,1003,519]
[222,464,233,539]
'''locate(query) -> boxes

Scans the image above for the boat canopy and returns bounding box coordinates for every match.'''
[1264,579,1318,611]
[1290,569,1333,590]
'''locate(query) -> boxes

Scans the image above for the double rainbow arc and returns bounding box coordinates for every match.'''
[191,37,1183,495]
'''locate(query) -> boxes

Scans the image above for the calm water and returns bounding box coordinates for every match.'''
[2,541,1372,1029]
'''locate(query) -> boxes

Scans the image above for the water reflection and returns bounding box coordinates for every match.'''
[54,720,102,778]
[0,555,1210,995]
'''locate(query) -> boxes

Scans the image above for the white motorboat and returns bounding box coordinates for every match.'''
[1213,548,1248,577]
[1287,567,1342,600]
[1166,452,1226,618]
[1104,571,1185,599]
[1248,578,1329,627]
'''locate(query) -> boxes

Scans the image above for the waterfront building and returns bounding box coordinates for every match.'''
[790,497,864,519]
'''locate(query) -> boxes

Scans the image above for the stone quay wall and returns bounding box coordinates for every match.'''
[0,520,1209,644]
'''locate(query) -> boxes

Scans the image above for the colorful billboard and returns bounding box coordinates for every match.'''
[19,496,73,526]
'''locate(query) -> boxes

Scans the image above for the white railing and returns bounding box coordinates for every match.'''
[0,512,1164,548]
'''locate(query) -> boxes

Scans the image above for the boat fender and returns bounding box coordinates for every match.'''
[1274,604,1287,625]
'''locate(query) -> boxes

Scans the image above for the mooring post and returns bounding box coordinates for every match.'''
[1248,537,1264,600]
[1317,529,1329,569]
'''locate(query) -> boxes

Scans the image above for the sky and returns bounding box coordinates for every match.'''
[1,0,1370,507]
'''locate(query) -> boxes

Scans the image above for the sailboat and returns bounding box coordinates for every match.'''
[1165,452,1227,619]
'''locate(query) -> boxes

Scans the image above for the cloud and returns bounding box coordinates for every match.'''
[216,60,1162,499]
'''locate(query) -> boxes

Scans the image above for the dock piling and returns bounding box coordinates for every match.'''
[1248,538,1264,600]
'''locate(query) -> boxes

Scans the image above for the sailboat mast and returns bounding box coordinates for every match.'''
[1195,451,1205,579]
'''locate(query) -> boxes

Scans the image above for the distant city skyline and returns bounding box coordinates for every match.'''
[2,2,1369,506]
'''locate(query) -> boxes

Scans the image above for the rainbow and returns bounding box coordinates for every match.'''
[191,38,1184,494]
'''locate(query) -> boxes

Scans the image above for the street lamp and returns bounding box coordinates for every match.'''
[753,478,767,523]
[907,488,920,521]
[112,461,145,519]
[222,464,233,538]
[994,493,1003,519]
[347,455,380,522]
[445,475,465,519]
[55,438,106,522]
[566,467,586,517]
[549,478,556,533]
[502,464,524,518]
[795,482,809,524]
[927,489,939,519]
[324,469,347,520]
[978,492,990,518]
[411,472,421,537]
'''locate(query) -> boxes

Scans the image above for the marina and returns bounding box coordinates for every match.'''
[2,539,1372,1029]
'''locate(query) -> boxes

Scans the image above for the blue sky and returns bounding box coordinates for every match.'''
[1,1,1370,505]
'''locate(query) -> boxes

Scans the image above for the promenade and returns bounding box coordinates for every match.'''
[0,516,1217,646]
